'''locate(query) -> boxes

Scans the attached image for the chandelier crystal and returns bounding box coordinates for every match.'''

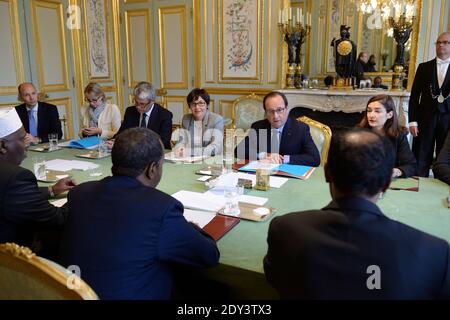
[355,0,416,28]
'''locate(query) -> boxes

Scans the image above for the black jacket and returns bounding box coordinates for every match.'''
[390,133,417,177]
[433,131,450,185]
[264,196,450,299]
[15,102,63,142]
[235,117,320,166]
[116,103,173,149]
[0,160,67,247]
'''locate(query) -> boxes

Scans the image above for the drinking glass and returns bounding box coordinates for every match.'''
[48,133,58,151]
[33,157,47,180]
[223,186,242,216]
[98,140,109,158]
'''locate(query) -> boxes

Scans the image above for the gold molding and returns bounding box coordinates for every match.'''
[0,0,25,95]
[124,0,147,3]
[439,0,446,34]
[205,87,272,95]
[111,0,124,114]
[31,0,70,92]
[193,0,201,88]
[69,0,85,136]
[165,96,189,119]
[125,9,152,88]
[46,97,74,140]
[218,99,235,119]
[0,242,98,300]
[83,0,113,82]
[407,0,422,91]
[267,0,281,84]
[218,0,264,83]
[158,5,189,89]
[0,101,18,109]
[204,0,216,84]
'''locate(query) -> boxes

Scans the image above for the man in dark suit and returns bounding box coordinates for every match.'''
[264,129,450,299]
[235,91,320,166]
[0,108,75,253]
[433,130,450,185]
[15,83,63,144]
[116,81,173,149]
[409,32,450,176]
[59,127,220,300]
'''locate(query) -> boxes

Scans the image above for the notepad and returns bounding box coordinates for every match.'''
[68,136,100,149]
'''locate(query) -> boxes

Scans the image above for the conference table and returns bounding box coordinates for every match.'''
[23,147,450,299]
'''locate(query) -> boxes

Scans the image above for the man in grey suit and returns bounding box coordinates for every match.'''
[173,88,224,157]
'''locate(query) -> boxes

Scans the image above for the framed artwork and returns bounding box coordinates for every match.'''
[85,0,112,80]
[219,0,262,83]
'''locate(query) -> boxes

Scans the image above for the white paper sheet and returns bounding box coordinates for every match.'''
[183,209,216,228]
[203,191,268,206]
[50,198,67,207]
[44,159,98,172]
[197,176,212,182]
[172,190,225,212]
[235,172,288,188]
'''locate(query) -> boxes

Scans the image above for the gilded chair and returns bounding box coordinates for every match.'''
[229,93,265,150]
[0,243,98,300]
[297,116,332,166]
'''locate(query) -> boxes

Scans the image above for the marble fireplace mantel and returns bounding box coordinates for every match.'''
[278,89,411,125]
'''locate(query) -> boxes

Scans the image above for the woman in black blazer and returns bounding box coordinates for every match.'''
[359,94,417,178]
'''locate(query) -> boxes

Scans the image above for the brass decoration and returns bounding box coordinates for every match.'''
[0,243,36,260]
[337,40,353,56]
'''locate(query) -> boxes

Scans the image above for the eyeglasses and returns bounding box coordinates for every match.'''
[265,107,287,115]
[435,41,450,46]
[85,97,102,103]
[189,101,207,108]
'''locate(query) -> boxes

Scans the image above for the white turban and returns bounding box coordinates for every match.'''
[0,108,22,138]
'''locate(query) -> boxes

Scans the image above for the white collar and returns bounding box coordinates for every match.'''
[144,103,154,117]
[437,57,450,64]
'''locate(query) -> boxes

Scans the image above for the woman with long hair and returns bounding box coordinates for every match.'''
[358,94,417,178]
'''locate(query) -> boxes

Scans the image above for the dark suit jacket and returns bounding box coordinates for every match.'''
[0,160,67,247]
[59,176,220,300]
[264,196,450,299]
[15,102,63,142]
[116,103,173,149]
[390,133,417,177]
[433,130,450,185]
[409,59,450,124]
[235,117,320,166]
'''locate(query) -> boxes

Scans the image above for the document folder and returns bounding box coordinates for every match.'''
[68,136,100,149]
[203,215,240,241]
[234,161,315,180]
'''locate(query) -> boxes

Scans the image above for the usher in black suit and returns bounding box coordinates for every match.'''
[409,58,450,176]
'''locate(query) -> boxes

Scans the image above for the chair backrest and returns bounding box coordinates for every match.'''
[0,243,98,300]
[231,93,265,131]
[297,116,332,166]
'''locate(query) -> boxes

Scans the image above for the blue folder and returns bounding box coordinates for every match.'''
[238,162,315,179]
[69,136,100,149]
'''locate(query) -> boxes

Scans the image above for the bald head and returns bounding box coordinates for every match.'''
[326,129,395,197]
[18,83,38,106]
[436,32,450,60]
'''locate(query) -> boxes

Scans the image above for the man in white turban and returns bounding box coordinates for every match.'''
[0,108,75,257]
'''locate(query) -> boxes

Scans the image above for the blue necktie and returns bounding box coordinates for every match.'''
[28,109,37,137]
